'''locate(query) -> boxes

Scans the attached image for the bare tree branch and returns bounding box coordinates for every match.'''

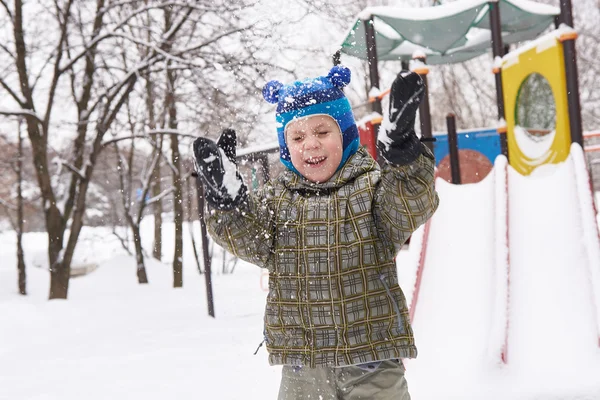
[58,1,197,73]
[0,197,17,211]
[0,78,27,107]
[145,186,175,207]
[0,42,15,59]
[0,0,12,19]
[58,160,86,180]
[0,108,44,125]
[101,130,197,147]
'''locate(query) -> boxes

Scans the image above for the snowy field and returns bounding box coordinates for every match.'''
[3,153,600,399]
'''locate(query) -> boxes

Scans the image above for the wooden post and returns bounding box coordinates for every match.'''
[559,0,584,147]
[332,49,341,66]
[194,175,215,318]
[489,1,509,160]
[446,114,461,184]
[412,54,433,153]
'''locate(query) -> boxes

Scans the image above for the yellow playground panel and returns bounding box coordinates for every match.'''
[501,31,574,175]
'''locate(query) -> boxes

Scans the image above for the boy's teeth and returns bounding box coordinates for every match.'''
[307,156,325,164]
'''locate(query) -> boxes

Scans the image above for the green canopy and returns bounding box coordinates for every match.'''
[340,0,559,65]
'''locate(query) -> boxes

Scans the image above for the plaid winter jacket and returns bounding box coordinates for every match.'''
[207,146,439,368]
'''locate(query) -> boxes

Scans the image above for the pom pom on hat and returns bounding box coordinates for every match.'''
[262,80,283,104]
[327,65,351,89]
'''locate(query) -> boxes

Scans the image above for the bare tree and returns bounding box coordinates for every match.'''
[164,8,184,288]
[0,0,279,299]
[111,137,157,284]
[15,120,26,295]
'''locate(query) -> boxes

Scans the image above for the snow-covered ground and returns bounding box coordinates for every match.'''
[2,152,600,399]
[0,222,281,400]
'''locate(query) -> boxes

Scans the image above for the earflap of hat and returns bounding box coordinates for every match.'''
[262,80,283,104]
[327,65,351,89]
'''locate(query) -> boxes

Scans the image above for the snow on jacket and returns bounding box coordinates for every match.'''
[207,146,439,368]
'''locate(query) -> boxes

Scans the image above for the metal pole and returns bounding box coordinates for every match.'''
[194,175,215,318]
[412,54,433,153]
[364,15,382,161]
[489,1,509,160]
[446,114,461,184]
[560,0,584,146]
[260,153,270,182]
[560,0,574,27]
[364,16,382,115]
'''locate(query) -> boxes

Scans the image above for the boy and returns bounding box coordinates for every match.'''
[193,66,439,399]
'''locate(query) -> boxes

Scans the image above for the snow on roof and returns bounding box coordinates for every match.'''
[373,19,402,40]
[502,24,576,66]
[387,41,436,58]
[507,0,559,16]
[358,0,557,22]
[236,141,279,157]
[432,126,498,136]
[358,0,488,22]
[344,0,560,65]
[356,112,383,129]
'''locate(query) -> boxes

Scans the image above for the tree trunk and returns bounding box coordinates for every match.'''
[165,8,183,288]
[132,224,149,284]
[47,212,67,299]
[152,167,163,260]
[114,141,150,285]
[49,254,69,299]
[146,67,163,261]
[169,103,183,288]
[16,236,26,295]
[16,121,26,295]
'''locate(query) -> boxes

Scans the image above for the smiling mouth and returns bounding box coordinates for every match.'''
[304,156,327,167]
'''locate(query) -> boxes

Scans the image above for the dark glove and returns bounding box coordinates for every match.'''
[193,129,247,211]
[378,71,425,165]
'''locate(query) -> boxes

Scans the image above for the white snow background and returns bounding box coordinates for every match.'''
[3,148,600,400]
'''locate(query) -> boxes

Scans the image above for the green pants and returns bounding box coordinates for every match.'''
[278,359,411,400]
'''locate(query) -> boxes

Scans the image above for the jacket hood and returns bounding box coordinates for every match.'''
[278,147,379,193]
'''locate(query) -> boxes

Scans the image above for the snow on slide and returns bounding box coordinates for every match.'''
[399,150,600,399]
[507,152,600,390]
[402,170,497,387]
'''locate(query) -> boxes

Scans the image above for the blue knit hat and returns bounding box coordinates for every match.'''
[262,65,360,175]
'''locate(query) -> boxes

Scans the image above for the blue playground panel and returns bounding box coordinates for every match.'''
[433,128,501,166]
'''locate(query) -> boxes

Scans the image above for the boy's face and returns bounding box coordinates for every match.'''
[285,115,343,183]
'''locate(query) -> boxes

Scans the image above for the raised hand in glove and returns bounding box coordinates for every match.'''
[378,71,426,165]
[193,129,248,211]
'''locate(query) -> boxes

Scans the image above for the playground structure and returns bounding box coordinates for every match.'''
[341,0,600,395]
[194,1,600,392]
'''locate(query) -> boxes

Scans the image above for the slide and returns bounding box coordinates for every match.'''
[396,147,600,399]
[397,168,498,385]
[508,147,600,383]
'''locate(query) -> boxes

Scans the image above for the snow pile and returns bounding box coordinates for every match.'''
[0,225,281,400]
[513,125,556,160]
